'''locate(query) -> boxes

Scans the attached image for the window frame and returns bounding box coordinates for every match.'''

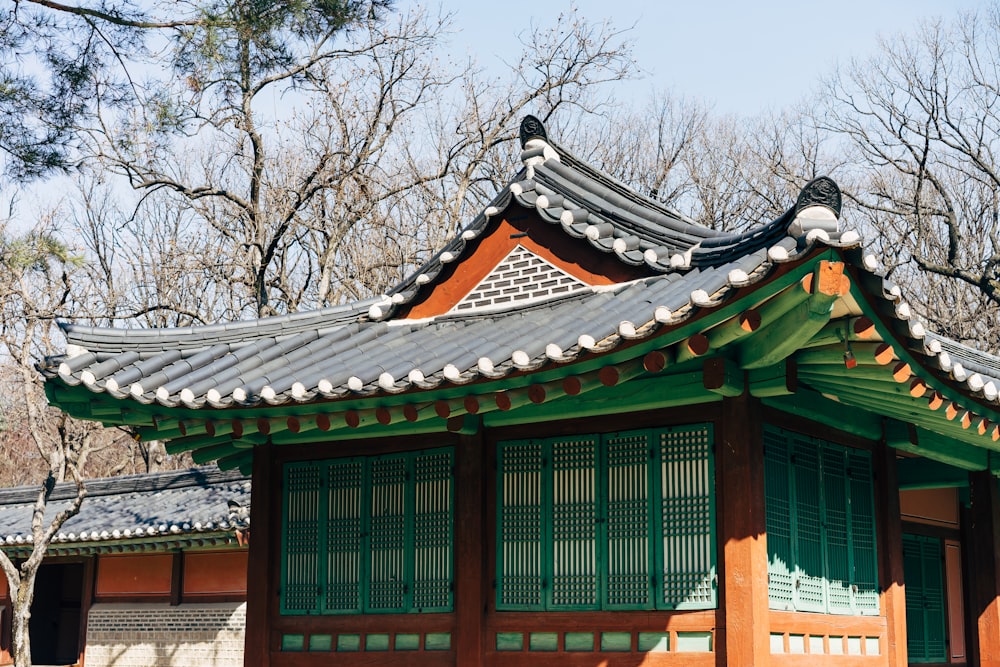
[764,425,880,616]
[495,423,717,612]
[279,446,455,616]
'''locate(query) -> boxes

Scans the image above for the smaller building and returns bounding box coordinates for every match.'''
[0,465,250,667]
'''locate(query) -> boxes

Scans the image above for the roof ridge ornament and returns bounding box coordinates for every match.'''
[795,176,842,218]
[788,176,842,238]
[519,115,548,147]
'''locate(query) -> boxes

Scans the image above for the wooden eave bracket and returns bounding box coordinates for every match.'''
[738,261,850,371]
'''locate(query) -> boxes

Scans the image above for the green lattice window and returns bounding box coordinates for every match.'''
[280,447,454,615]
[903,534,946,663]
[764,426,879,615]
[496,424,716,611]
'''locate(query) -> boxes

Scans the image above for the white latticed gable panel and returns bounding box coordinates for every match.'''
[451,245,589,313]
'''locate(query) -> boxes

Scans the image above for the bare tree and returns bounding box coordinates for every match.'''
[0,222,96,666]
[820,4,1000,349]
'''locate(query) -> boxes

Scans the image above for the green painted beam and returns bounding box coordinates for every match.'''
[217,449,253,472]
[897,457,970,490]
[738,294,837,370]
[703,357,744,397]
[191,441,241,465]
[803,317,879,348]
[763,391,883,440]
[825,388,996,458]
[483,372,720,428]
[795,343,891,367]
[749,360,795,398]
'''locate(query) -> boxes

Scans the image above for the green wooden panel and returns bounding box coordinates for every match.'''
[308,635,332,651]
[497,424,716,612]
[565,632,595,651]
[791,439,826,613]
[675,631,713,652]
[366,454,408,612]
[496,632,524,651]
[903,534,946,663]
[763,426,880,617]
[549,435,600,609]
[412,449,454,611]
[659,424,716,609]
[605,431,654,609]
[600,631,632,651]
[637,632,669,652]
[336,634,361,652]
[281,448,454,617]
[323,458,363,614]
[281,463,323,614]
[365,634,390,651]
[823,446,852,614]
[529,632,558,651]
[497,440,545,609]
[424,633,451,650]
[281,634,305,652]
[395,634,420,650]
[848,450,880,614]
[764,431,794,610]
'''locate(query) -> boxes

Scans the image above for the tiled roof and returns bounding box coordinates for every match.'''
[42,118,856,410]
[38,116,1000,472]
[0,466,250,551]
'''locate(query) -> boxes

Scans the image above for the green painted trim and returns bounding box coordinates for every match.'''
[804,377,994,453]
[763,391,884,440]
[897,458,970,490]
[484,373,720,429]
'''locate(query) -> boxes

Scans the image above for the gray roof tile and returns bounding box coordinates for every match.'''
[0,466,250,546]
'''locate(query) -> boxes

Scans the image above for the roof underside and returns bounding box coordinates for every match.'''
[41,117,1000,479]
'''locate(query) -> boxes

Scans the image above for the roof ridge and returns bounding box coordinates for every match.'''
[0,466,248,505]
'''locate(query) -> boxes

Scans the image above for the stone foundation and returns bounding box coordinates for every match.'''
[83,602,245,667]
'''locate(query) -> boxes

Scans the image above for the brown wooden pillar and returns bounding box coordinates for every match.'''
[969,470,1000,666]
[717,394,769,666]
[454,431,485,665]
[873,441,907,667]
[244,441,275,667]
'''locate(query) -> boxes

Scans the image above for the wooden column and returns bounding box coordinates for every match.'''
[454,432,485,666]
[244,441,274,667]
[969,470,1000,667]
[76,558,96,667]
[718,394,769,666]
[873,441,907,666]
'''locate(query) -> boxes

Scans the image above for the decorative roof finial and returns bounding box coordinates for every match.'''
[794,176,842,218]
[520,115,548,147]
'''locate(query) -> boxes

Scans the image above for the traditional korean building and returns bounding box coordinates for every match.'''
[40,116,1000,666]
[0,466,250,667]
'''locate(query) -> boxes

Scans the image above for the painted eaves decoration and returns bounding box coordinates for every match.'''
[41,116,1000,477]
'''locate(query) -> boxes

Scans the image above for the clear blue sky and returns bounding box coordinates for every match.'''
[439,0,988,115]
